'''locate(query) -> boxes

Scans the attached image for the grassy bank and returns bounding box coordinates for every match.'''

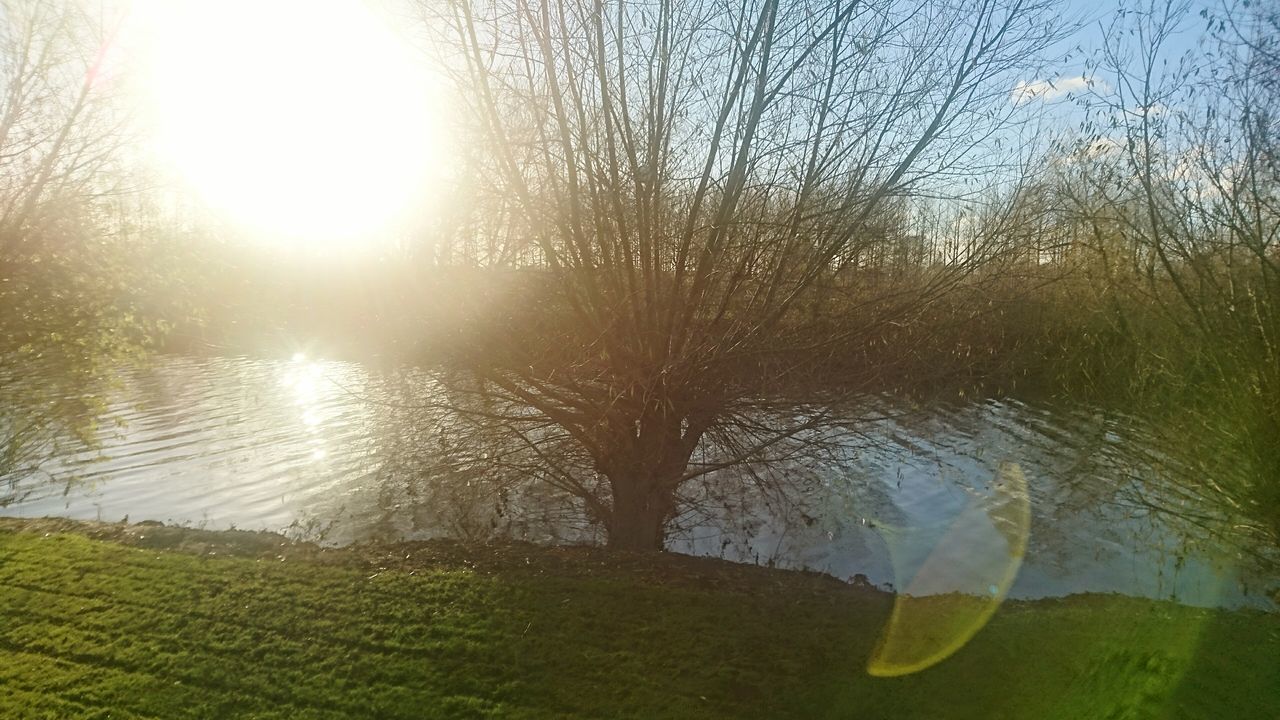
[1,519,1276,719]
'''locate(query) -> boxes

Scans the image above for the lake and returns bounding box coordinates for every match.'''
[3,354,1274,609]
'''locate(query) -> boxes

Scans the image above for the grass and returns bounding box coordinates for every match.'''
[0,518,1277,719]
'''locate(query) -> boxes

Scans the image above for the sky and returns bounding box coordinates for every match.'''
[1015,0,1219,112]
[97,0,1235,253]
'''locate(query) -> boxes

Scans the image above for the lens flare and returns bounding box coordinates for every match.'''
[868,461,1032,677]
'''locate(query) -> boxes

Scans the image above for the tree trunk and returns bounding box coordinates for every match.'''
[605,475,674,551]
[593,391,708,551]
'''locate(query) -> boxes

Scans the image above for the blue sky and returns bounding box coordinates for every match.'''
[1003,0,1224,142]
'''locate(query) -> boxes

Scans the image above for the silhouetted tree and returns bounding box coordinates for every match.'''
[402,0,1064,549]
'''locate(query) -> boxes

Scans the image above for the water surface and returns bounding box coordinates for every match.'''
[3,355,1273,609]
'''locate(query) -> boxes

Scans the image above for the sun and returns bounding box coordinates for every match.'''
[125,0,452,249]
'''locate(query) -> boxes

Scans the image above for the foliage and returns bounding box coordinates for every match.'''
[1037,0,1280,560]
[0,1,178,489]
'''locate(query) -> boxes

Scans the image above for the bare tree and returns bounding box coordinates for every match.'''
[398,0,1063,550]
[1035,0,1280,560]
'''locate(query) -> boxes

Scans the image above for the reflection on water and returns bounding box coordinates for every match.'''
[2,355,380,539]
[1,355,1275,610]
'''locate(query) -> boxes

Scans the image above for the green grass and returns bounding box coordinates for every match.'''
[0,519,1276,719]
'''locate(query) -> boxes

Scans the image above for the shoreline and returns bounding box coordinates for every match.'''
[3,515,1274,612]
[2,516,1278,718]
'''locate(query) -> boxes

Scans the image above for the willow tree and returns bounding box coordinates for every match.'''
[403,0,1062,550]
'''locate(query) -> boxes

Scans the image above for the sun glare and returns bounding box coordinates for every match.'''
[125,0,452,249]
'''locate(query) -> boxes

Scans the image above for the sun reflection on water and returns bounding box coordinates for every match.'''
[280,355,332,463]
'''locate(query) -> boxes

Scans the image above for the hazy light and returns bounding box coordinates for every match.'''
[284,362,325,406]
[125,0,452,249]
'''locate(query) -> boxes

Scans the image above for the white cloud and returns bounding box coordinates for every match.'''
[1010,75,1094,105]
